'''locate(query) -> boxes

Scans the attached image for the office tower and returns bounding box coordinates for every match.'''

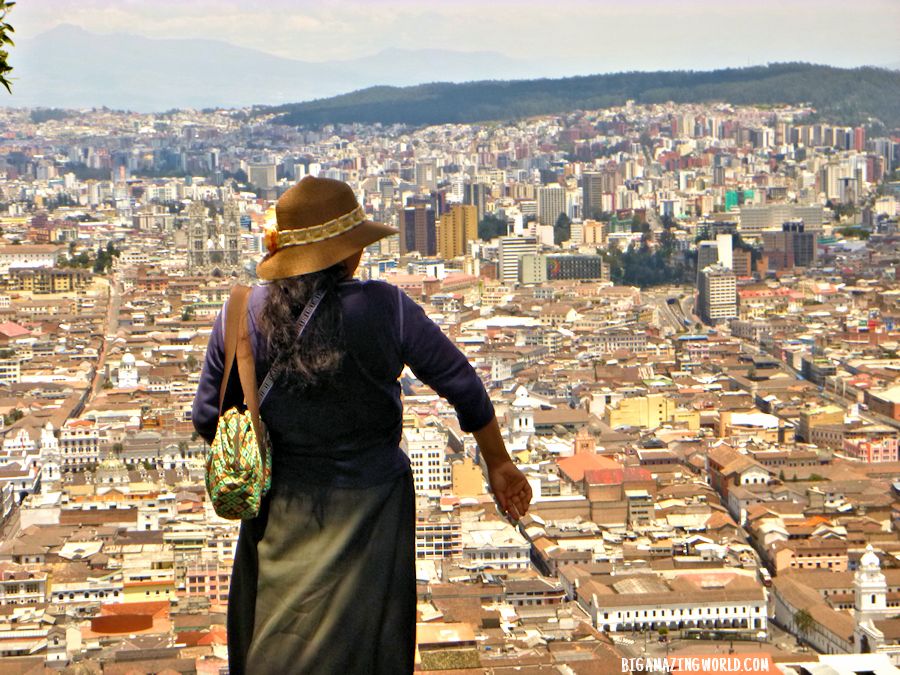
[464,182,488,222]
[401,203,437,256]
[697,241,719,274]
[537,185,566,226]
[732,248,752,278]
[783,221,816,268]
[581,172,604,220]
[247,163,277,189]
[872,138,895,173]
[698,265,737,325]
[762,220,817,271]
[498,235,537,284]
[415,160,437,190]
[437,205,478,259]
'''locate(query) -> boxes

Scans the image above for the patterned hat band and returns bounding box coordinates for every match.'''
[264,205,367,253]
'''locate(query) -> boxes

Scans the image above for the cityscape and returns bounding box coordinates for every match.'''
[0,7,898,674]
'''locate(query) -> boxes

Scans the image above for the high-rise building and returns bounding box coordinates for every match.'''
[732,248,752,278]
[402,426,451,494]
[247,163,277,189]
[537,185,567,226]
[437,205,478,259]
[697,241,719,275]
[498,235,537,284]
[464,182,489,222]
[762,220,817,271]
[581,172,604,221]
[415,160,437,190]
[580,170,619,220]
[783,220,816,268]
[401,203,437,256]
[698,264,737,325]
[716,234,733,271]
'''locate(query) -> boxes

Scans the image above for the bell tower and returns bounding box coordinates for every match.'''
[224,199,241,266]
[855,544,887,618]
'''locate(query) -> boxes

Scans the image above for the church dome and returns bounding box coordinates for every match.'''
[122,352,136,366]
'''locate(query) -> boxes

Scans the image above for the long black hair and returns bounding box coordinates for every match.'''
[257,263,346,391]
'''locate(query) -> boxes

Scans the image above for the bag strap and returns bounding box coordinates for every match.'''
[235,299,263,449]
[218,285,252,414]
[257,288,327,405]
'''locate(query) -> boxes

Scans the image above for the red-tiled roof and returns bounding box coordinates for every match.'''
[584,468,624,485]
[0,322,29,338]
[623,466,653,482]
[558,454,621,483]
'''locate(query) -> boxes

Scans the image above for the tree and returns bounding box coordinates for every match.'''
[478,213,507,240]
[553,213,571,246]
[185,354,198,370]
[0,2,14,93]
[794,609,814,637]
[2,407,23,426]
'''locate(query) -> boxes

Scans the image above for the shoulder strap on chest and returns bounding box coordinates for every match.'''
[218,285,252,414]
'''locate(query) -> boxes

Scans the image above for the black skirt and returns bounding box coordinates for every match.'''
[227,470,415,674]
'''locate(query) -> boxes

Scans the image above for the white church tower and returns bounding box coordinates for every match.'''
[506,385,536,452]
[854,544,889,654]
[117,352,139,389]
[39,422,61,487]
[855,544,888,617]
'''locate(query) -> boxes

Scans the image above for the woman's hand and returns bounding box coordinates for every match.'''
[487,460,532,522]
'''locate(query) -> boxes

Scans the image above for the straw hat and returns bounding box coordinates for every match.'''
[256,176,397,280]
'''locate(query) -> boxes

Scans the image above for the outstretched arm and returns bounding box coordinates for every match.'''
[397,288,531,519]
[472,416,532,521]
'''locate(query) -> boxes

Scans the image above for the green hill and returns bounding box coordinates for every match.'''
[266,63,900,129]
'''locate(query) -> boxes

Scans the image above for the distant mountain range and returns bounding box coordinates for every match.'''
[267,63,900,129]
[7,26,899,130]
[7,24,540,111]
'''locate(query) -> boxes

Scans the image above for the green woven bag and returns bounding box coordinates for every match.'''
[206,408,271,520]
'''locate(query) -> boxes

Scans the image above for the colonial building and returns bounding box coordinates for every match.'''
[186,199,242,275]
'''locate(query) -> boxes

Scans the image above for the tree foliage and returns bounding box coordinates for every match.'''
[92,242,120,274]
[554,213,571,245]
[268,63,900,129]
[0,2,13,94]
[30,108,71,124]
[478,213,508,241]
[2,407,22,426]
[794,608,814,635]
[607,220,692,287]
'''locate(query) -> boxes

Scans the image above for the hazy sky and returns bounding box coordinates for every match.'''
[16,0,900,70]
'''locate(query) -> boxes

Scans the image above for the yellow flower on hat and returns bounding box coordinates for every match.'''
[262,221,279,254]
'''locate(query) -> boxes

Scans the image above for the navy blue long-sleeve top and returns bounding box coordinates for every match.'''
[191,279,495,488]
